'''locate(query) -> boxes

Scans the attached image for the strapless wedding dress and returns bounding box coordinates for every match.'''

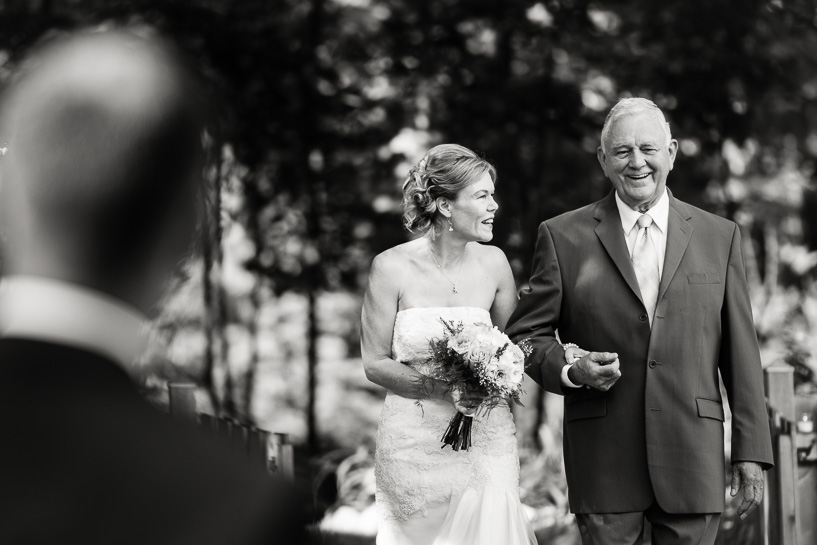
[374,307,537,545]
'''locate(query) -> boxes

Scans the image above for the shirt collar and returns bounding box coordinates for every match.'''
[615,188,670,235]
[0,275,148,367]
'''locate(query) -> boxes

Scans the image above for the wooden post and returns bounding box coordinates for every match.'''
[199,413,217,435]
[168,382,197,421]
[281,443,295,481]
[247,428,269,471]
[216,416,231,443]
[167,385,292,477]
[765,363,799,545]
[272,432,295,480]
[231,421,248,454]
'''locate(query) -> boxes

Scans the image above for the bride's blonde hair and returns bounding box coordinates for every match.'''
[401,144,495,236]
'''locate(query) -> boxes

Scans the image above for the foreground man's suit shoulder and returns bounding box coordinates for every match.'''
[0,338,311,545]
[507,190,773,514]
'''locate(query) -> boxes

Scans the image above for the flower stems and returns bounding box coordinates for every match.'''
[441,412,473,452]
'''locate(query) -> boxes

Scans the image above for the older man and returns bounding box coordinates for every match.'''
[506,98,773,545]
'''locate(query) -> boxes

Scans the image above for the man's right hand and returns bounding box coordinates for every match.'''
[567,352,621,391]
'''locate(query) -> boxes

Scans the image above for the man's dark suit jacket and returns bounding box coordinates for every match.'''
[506,190,774,514]
[0,337,310,544]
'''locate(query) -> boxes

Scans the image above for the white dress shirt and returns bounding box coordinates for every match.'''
[615,189,669,277]
[561,188,670,388]
[0,275,148,367]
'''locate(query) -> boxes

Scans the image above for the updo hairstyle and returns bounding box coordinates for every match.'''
[401,143,496,235]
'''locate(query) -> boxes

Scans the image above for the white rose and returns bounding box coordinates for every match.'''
[502,353,519,370]
[447,335,473,355]
[509,366,524,384]
[465,340,493,367]
[485,327,510,349]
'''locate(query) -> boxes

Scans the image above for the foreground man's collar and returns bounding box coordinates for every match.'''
[0,275,149,367]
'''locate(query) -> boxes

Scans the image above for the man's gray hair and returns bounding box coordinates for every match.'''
[600,97,672,151]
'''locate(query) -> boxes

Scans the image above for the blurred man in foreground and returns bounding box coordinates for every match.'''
[0,29,309,544]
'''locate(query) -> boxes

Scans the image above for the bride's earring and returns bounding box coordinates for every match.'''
[448,218,454,232]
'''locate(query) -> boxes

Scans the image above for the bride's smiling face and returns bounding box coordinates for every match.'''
[445,172,498,242]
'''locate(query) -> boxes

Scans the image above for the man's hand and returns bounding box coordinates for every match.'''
[731,461,764,520]
[567,352,621,391]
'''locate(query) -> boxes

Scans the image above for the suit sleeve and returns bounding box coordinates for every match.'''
[719,224,774,469]
[506,221,572,395]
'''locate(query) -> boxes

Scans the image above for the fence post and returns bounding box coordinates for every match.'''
[765,362,799,545]
[166,384,293,479]
[271,432,295,480]
[168,382,198,421]
[199,413,217,435]
[247,428,269,472]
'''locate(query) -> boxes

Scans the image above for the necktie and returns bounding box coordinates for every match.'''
[632,214,660,326]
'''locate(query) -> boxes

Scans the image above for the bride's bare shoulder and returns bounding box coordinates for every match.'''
[370,239,426,278]
[471,243,510,266]
[469,243,513,284]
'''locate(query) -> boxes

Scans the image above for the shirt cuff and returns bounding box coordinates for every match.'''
[561,363,582,389]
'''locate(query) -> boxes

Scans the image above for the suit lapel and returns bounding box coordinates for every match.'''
[658,195,694,302]
[594,192,645,307]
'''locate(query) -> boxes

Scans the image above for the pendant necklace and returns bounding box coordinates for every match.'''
[427,239,466,294]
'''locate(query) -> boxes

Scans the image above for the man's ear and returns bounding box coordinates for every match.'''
[667,139,679,170]
[596,146,608,177]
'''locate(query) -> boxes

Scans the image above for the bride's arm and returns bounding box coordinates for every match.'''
[360,253,450,401]
[487,247,518,331]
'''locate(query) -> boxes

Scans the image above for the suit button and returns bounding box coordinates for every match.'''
[639,313,648,321]
[648,360,657,369]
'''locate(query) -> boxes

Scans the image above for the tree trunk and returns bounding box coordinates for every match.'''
[242,174,263,422]
[212,145,236,419]
[201,195,220,414]
[242,278,261,422]
[306,288,319,452]
[219,288,236,417]
[201,141,227,415]
[300,0,325,453]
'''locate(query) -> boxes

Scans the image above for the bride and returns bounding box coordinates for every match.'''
[361,144,539,545]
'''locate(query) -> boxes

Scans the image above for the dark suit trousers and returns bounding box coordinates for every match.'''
[575,503,720,545]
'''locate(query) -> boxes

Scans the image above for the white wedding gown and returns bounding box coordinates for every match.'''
[375,306,537,545]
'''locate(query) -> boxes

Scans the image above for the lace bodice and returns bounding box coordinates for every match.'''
[375,306,521,528]
[392,306,492,376]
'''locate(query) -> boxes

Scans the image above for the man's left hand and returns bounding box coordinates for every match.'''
[731,461,764,520]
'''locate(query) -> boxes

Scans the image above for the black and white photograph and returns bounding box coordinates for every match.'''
[0,1,815,544]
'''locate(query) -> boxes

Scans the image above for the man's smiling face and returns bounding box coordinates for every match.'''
[597,110,678,211]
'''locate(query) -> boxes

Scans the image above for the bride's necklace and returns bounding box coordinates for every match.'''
[427,239,466,294]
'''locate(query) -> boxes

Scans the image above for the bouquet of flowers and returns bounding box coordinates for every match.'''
[421,319,533,451]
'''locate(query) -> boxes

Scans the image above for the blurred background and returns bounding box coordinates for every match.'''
[2,0,817,543]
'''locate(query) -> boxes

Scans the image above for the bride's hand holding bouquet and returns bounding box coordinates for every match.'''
[443,385,484,417]
[420,319,532,451]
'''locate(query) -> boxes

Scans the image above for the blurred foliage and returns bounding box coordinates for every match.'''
[4,0,817,539]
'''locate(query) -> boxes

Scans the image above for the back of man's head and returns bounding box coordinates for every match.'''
[0,29,205,312]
